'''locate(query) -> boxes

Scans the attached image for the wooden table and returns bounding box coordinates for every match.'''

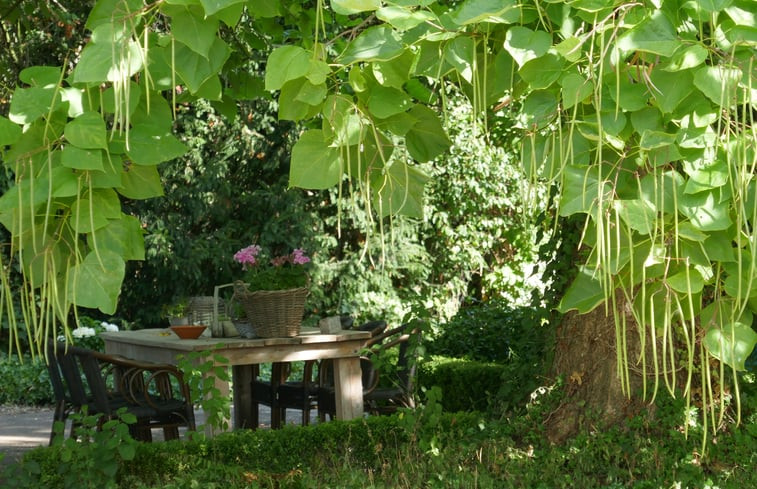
[101,327,371,430]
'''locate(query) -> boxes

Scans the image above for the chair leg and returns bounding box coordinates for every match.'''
[162,425,180,441]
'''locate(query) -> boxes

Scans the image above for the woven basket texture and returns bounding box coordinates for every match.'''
[233,282,307,337]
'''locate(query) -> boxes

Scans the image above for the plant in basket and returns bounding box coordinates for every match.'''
[232,244,311,337]
[233,244,311,291]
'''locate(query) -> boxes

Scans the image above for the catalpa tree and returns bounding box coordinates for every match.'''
[0,0,755,437]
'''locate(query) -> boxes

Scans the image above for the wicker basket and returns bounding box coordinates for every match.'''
[188,295,226,337]
[232,281,307,338]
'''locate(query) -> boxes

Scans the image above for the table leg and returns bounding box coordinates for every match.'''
[232,365,257,429]
[332,357,364,420]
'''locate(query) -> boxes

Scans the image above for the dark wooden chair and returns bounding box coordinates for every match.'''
[46,341,196,444]
[317,322,419,420]
[248,319,387,428]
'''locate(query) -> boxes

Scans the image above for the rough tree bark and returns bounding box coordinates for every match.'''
[544,293,653,443]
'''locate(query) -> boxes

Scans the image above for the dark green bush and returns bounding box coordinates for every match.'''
[0,354,53,406]
[419,357,511,413]
[428,301,549,365]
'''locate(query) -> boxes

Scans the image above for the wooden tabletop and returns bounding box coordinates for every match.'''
[101,327,373,364]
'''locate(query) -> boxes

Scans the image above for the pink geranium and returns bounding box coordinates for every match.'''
[234,244,311,291]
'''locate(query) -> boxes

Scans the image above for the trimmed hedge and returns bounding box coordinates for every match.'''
[8,412,482,488]
[419,356,513,413]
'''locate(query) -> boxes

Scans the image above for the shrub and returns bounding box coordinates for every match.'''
[428,301,549,365]
[419,357,513,413]
[0,354,53,406]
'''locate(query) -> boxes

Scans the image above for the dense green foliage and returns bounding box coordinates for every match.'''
[0,354,52,405]
[5,390,757,488]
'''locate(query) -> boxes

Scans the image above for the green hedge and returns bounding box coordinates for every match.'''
[419,356,514,413]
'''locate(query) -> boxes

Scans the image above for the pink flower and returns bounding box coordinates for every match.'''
[233,244,261,269]
[292,248,310,265]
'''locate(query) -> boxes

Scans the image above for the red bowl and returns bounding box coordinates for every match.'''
[170,325,207,339]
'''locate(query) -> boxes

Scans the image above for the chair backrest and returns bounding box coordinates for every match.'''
[371,323,420,394]
[46,341,114,416]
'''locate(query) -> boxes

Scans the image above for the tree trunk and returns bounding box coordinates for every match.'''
[544,293,652,443]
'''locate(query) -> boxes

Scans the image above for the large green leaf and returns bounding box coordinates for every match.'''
[173,37,230,93]
[704,322,757,371]
[125,123,188,165]
[72,27,143,84]
[0,116,22,146]
[289,130,342,189]
[516,90,558,130]
[70,198,110,234]
[9,86,60,124]
[559,165,609,217]
[519,53,564,89]
[68,250,125,314]
[331,0,380,15]
[61,146,104,171]
[86,0,143,30]
[614,199,656,235]
[19,66,62,87]
[164,4,219,58]
[558,266,605,314]
[444,36,476,83]
[368,86,413,119]
[371,160,428,218]
[666,267,705,294]
[118,164,164,200]
[322,95,364,146]
[278,78,324,121]
[199,0,247,16]
[616,10,678,57]
[693,65,742,106]
[65,111,108,150]
[405,105,451,162]
[264,46,311,91]
[504,27,552,67]
[91,214,145,261]
[679,190,732,231]
[450,0,519,25]
[376,6,436,31]
[339,26,405,64]
[561,73,593,109]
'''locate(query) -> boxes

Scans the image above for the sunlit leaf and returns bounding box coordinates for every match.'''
[118,164,164,200]
[65,111,108,150]
[693,65,742,106]
[616,10,678,57]
[704,322,757,371]
[376,6,436,30]
[339,26,404,64]
[264,46,310,91]
[405,105,451,162]
[371,160,428,218]
[0,116,22,146]
[679,190,732,231]
[331,0,381,15]
[289,130,342,189]
[61,146,104,171]
[68,250,125,314]
[504,26,551,67]
[450,0,519,25]
[91,215,145,261]
[558,266,605,313]
[368,86,413,119]
[164,4,219,58]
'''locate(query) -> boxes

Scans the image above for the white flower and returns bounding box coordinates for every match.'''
[101,321,119,332]
[56,335,65,342]
[72,327,96,338]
